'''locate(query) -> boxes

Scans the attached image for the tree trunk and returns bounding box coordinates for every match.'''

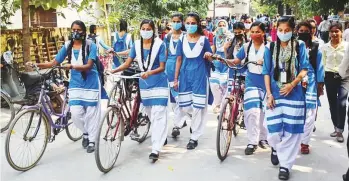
[277,1,284,15]
[22,0,31,64]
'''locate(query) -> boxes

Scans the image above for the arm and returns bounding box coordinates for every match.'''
[35,45,65,68]
[262,49,275,109]
[112,45,136,73]
[174,56,182,82]
[224,45,245,66]
[212,37,216,54]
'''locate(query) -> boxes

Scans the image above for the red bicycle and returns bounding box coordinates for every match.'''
[94,68,150,173]
[214,56,259,161]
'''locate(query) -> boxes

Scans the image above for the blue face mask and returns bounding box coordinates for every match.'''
[140,30,154,40]
[277,31,293,42]
[172,22,182,31]
[185,24,198,34]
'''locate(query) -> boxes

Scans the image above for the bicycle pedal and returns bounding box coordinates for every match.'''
[130,132,140,141]
[48,135,55,143]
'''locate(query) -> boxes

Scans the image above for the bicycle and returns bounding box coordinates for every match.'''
[214,56,260,161]
[5,65,82,171]
[95,69,150,173]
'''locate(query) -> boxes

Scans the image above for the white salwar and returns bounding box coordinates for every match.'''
[301,108,317,145]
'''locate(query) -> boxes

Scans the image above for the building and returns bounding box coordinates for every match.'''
[207,0,250,18]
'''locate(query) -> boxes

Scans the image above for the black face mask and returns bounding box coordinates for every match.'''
[71,31,85,40]
[235,34,244,39]
[297,32,311,43]
[202,25,207,29]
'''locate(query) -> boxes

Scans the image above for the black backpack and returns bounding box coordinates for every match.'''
[87,34,97,44]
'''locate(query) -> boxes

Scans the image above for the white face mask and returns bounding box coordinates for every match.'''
[140,30,154,40]
[244,23,252,29]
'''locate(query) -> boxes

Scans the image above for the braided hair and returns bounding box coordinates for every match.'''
[245,21,267,62]
[273,16,296,82]
[67,20,87,80]
[227,22,247,59]
[140,19,156,71]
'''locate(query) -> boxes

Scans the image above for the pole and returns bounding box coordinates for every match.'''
[213,0,216,19]
[22,0,30,64]
[103,0,111,45]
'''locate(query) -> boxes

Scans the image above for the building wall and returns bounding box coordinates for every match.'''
[207,0,250,18]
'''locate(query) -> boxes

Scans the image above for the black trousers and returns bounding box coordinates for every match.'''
[321,31,329,43]
[324,72,349,132]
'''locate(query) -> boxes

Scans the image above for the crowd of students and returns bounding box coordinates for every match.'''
[26,11,349,181]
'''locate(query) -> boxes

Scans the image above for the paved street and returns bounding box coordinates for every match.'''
[1,95,348,181]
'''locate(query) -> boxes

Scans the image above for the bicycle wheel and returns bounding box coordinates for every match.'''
[216,99,233,161]
[1,92,15,132]
[95,107,123,173]
[134,113,150,143]
[107,83,121,106]
[5,109,50,171]
[65,111,83,141]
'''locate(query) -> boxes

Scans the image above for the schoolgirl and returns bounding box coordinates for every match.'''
[262,16,310,180]
[174,12,214,150]
[29,20,107,153]
[111,19,168,160]
[163,13,190,138]
[224,22,248,95]
[225,21,269,155]
[210,19,230,113]
[296,21,324,154]
[112,19,133,68]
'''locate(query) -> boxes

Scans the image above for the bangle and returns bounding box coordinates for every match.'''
[267,94,273,98]
[290,82,294,87]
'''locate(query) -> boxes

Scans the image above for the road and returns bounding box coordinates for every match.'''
[1,95,348,181]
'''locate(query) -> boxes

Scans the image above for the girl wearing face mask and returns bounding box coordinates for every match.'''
[244,17,253,40]
[224,22,249,93]
[163,13,189,138]
[262,16,310,180]
[296,21,325,154]
[111,19,168,160]
[225,21,269,155]
[26,20,107,153]
[210,19,230,113]
[174,12,214,150]
[322,23,349,143]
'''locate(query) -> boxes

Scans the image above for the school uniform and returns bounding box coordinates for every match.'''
[55,40,108,144]
[235,42,268,146]
[210,36,229,108]
[163,33,189,128]
[176,35,213,141]
[262,40,310,170]
[302,46,324,145]
[130,37,168,154]
[113,32,133,68]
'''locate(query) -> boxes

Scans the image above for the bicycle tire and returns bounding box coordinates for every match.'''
[135,113,150,143]
[5,109,50,171]
[95,107,123,173]
[1,92,15,133]
[65,112,83,141]
[216,99,232,161]
[233,101,243,137]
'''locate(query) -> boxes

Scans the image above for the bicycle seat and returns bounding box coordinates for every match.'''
[20,69,51,87]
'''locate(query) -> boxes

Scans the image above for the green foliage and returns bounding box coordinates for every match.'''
[1,0,21,27]
[251,0,277,17]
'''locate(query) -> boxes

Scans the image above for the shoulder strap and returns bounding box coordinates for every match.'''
[269,42,275,63]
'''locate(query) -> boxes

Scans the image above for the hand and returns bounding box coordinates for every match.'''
[279,83,294,96]
[267,95,276,110]
[317,84,324,96]
[0,63,3,68]
[141,72,150,79]
[224,41,232,50]
[63,64,72,70]
[107,48,114,53]
[173,79,179,91]
[25,61,35,67]
[203,52,213,60]
[257,59,263,65]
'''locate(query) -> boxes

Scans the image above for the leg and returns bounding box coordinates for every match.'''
[302,108,317,145]
[244,108,262,145]
[259,111,268,142]
[277,132,302,170]
[336,86,349,133]
[149,106,168,154]
[70,106,86,133]
[210,82,222,111]
[190,107,208,141]
[85,105,102,143]
[325,75,339,131]
[173,96,189,128]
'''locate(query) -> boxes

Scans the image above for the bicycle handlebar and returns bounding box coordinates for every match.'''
[212,54,262,70]
[105,71,142,79]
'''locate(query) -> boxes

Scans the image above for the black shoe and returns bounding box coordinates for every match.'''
[259,140,269,149]
[82,134,89,149]
[149,153,159,160]
[278,167,290,180]
[164,138,168,146]
[245,144,257,155]
[187,139,198,150]
[271,147,279,166]
[240,120,246,129]
[172,127,180,138]
[182,121,187,128]
[87,142,95,153]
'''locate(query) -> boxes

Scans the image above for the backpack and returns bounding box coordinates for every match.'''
[66,40,105,86]
[114,32,131,52]
[87,34,97,44]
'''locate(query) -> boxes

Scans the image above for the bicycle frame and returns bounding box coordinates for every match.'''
[226,70,244,129]
[21,68,70,140]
